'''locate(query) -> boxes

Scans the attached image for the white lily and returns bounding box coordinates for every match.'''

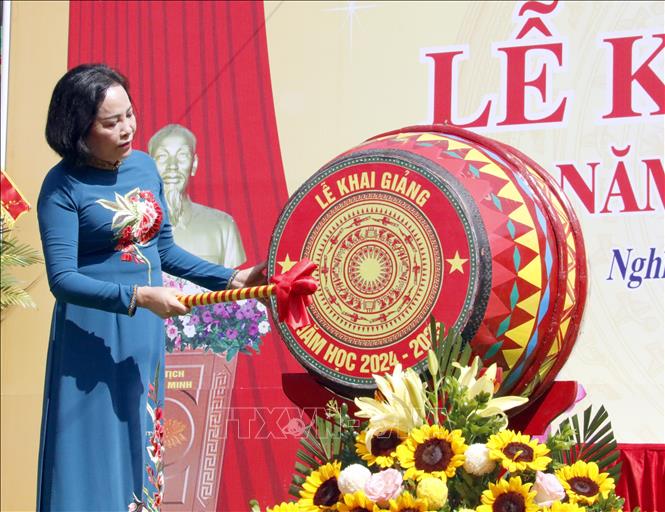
[453,356,528,418]
[454,355,481,389]
[477,396,530,417]
[355,364,427,434]
[427,349,439,377]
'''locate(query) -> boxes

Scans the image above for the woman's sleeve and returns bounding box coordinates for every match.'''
[37,175,136,314]
[156,179,235,290]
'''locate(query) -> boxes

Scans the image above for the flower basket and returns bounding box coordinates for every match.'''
[254,319,631,512]
[163,273,270,360]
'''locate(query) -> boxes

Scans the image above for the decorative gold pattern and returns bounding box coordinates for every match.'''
[163,417,188,449]
[304,191,443,347]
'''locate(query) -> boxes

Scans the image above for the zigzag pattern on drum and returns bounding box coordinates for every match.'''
[368,132,551,384]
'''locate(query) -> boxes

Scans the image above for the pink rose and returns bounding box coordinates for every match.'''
[533,471,565,506]
[364,468,403,506]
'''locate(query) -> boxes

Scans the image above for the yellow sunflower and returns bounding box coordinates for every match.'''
[267,503,302,512]
[356,428,406,468]
[298,461,342,511]
[388,492,428,512]
[486,430,552,473]
[396,424,467,481]
[337,491,385,512]
[477,476,538,512]
[542,502,587,512]
[555,460,615,505]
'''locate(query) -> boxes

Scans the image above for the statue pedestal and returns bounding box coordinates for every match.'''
[162,349,237,511]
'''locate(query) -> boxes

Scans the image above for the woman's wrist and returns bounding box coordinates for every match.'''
[227,270,240,290]
[135,286,150,308]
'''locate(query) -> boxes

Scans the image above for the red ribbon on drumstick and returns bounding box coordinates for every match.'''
[177,259,318,329]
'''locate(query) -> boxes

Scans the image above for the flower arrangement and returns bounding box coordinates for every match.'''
[255,319,632,512]
[162,273,270,360]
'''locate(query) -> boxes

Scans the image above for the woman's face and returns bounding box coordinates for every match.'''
[85,84,136,163]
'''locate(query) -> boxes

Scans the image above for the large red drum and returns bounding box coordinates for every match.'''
[269,125,587,401]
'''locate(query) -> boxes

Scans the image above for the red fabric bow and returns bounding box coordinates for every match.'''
[270,259,318,329]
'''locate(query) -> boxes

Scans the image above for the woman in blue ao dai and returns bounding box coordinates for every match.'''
[36,64,265,511]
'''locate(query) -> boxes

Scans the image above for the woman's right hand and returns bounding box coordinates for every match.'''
[137,286,191,318]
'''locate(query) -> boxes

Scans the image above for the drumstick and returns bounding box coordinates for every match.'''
[176,259,318,329]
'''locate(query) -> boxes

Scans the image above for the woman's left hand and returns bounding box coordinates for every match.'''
[231,261,268,289]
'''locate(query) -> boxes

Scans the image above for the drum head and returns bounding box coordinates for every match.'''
[269,149,491,394]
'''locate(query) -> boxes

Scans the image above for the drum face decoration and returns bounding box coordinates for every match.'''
[269,125,587,400]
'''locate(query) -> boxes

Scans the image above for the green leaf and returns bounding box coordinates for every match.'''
[290,409,346,496]
[554,405,622,482]
[0,243,42,266]
[295,450,321,468]
[1,222,42,311]
[429,317,471,380]
[153,361,161,400]
[0,283,37,309]
[288,483,302,500]
[299,437,326,461]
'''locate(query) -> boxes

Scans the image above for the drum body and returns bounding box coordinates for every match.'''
[269,125,587,400]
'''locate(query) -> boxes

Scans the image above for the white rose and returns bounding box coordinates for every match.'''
[364,468,403,506]
[463,443,496,475]
[337,464,371,495]
[533,471,565,506]
[258,321,270,334]
[183,324,196,338]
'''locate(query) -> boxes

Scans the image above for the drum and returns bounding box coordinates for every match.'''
[269,124,587,401]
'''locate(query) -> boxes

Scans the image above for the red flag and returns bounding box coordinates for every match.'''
[0,170,31,222]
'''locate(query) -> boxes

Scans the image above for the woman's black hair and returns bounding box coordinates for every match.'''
[45,63,131,166]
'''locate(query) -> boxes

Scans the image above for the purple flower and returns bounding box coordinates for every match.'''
[202,311,213,324]
[225,328,238,340]
[189,314,201,325]
[174,335,182,350]
[240,304,254,318]
[213,303,226,315]
[235,311,244,320]
[248,324,259,336]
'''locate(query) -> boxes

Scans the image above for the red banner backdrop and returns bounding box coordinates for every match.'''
[68,1,301,509]
[616,444,665,511]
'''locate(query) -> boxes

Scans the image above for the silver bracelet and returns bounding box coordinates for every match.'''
[227,270,240,290]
